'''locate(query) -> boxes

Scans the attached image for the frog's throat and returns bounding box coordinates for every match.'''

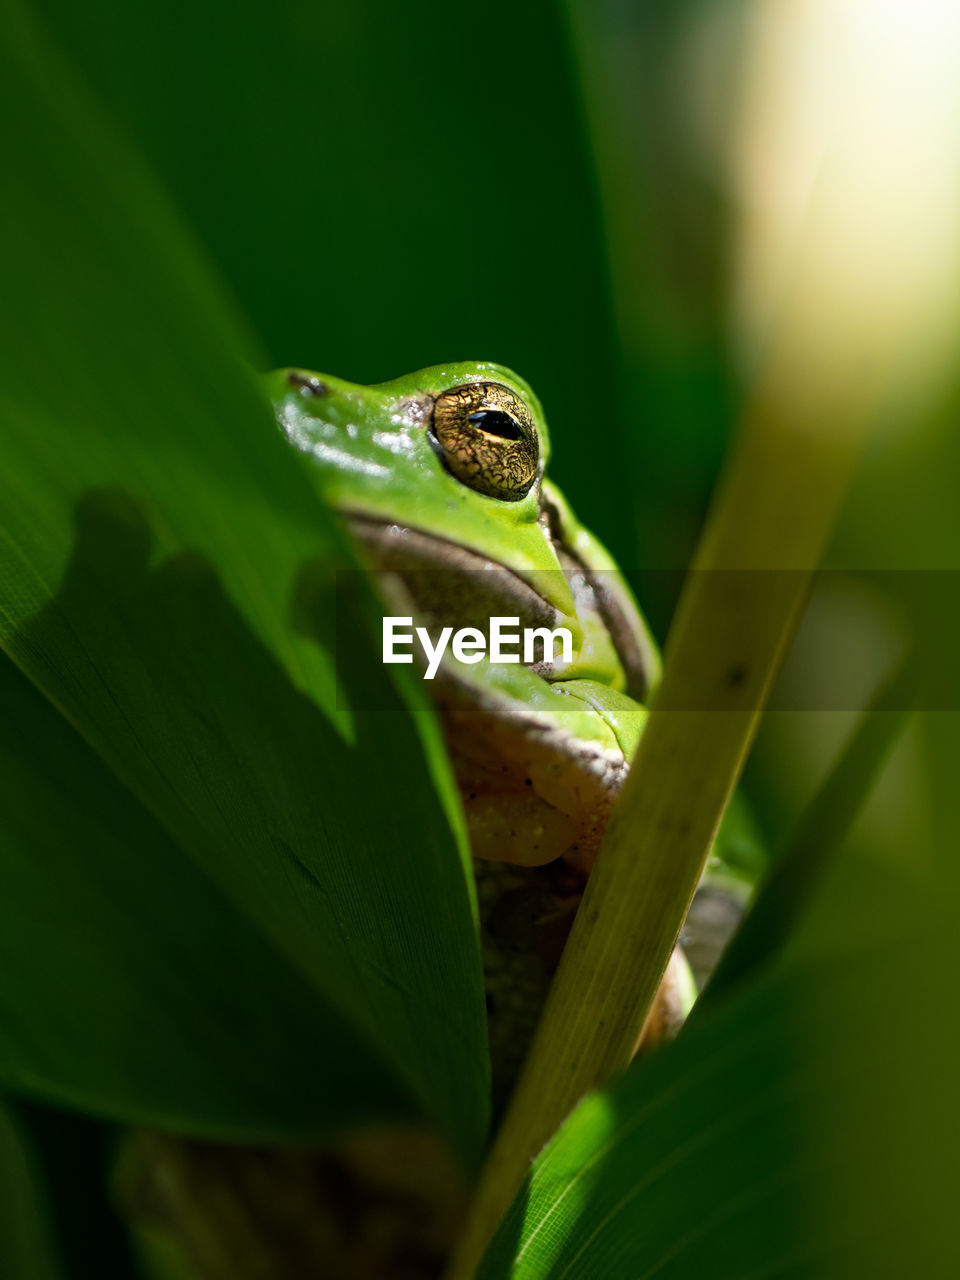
[343,511,579,643]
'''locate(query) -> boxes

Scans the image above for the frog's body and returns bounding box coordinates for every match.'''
[267,361,688,1108]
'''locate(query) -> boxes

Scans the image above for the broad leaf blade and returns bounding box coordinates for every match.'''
[0,1,487,1160]
[479,930,957,1279]
[0,652,411,1139]
[0,1101,65,1280]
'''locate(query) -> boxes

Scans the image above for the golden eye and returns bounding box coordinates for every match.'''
[430,382,539,501]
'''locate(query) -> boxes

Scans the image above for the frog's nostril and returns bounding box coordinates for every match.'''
[286,371,330,398]
[467,409,523,442]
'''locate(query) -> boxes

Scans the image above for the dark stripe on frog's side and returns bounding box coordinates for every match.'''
[538,489,657,704]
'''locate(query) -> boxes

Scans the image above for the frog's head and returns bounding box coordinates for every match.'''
[268,359,562,598]
[269,362,660,868]
[268,359,655,691]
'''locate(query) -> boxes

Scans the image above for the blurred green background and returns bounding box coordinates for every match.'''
[35,0,730,614]
[5,0,960,1275]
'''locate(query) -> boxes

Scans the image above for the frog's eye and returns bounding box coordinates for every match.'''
[430,382,540,501]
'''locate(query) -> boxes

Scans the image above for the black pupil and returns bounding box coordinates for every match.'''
[467,409,522,441]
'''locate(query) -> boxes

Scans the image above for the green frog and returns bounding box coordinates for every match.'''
[267,361,694,1104]
[125,363,702,1280]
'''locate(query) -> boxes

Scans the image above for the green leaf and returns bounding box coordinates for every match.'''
[0,1101,65,1280]
[478,929,958,1279]
[0,652,411,1140]
[0,2,487,1161]
[5,1099,141,1280]
[701,662,915,1006]
[478,659,955,1277]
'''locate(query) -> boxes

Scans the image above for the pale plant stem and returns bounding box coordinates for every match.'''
[447,0,960,1270]
[445,389,872,1280]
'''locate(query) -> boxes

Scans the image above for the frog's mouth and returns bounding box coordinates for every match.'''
[343,511,654,702]
[344,512,570,659]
